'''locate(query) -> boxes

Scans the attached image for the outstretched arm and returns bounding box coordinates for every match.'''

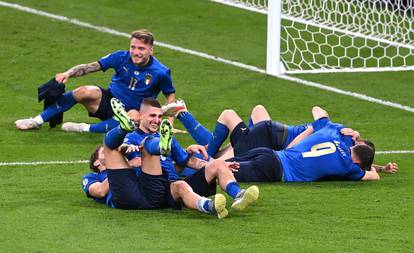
[55,61,101,83]
[372,162,398,174]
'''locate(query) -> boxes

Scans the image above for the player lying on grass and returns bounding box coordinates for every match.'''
[162,100,397,174]
[170,101,380,182]
[82,98,259,217]
[15,29,176,133]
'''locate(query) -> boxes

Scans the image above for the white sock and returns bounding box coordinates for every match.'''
[33,115,44,125]
[83,124,90,132]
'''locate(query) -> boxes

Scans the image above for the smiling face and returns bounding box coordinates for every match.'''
[138,104,163,133]
[129,37,153,66]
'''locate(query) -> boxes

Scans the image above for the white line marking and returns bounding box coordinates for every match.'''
[0,160,88,166]
[375,150,414,155]
[0,150,412,167]
[1,0,413,114]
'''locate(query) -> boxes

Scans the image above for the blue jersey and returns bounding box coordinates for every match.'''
[277,118,364,182]
[124,129,190,181]
[284,123,309,148]
[82,171,115,208]
[99,51,175,110]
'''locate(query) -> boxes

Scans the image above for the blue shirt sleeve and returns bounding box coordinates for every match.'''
[311,117,330,132]
[82,173,100,198]
[160,69,175,95]
[170,138,190,167]
[98,51,124,72]
[343,164,366,181]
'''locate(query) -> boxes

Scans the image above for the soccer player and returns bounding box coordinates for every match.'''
[82,144,143,207]
[15,29,176,133]
[232,123,379,183]
[81,145,115,207]
[163,100,398,174]
[117,97,259,210]
[101,99,259,218]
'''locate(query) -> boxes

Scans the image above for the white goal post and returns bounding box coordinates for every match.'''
[211,0,414,75]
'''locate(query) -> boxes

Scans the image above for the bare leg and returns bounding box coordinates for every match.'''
[103,144,131,170]
[204,160,236,191]
[170,181,199,209]
[217,109,243,134]
[250,105,271,125]
[140,148,163,176]
[72,85,103,114]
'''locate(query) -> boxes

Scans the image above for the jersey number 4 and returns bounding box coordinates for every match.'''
[302,142,336,158]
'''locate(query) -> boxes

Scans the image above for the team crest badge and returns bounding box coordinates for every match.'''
[134,71,140,76]
[145,74,152,85]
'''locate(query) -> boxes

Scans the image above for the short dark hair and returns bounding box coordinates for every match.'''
[360,139,375,153]
[89,145,103,172]
[141,98,161,108]
[352,144,375,171]
[130,29,154,45]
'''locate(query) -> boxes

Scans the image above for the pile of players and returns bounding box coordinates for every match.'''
[15,29,398,219]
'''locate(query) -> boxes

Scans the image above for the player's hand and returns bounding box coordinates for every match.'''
[384,162,398,173]
[340,128,360,141]
[226,162,240,172]
[186,144,208,160]
[55,72,70,84]
[120,144,141,153]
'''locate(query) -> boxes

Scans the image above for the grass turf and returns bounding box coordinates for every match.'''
[0,1,413,252]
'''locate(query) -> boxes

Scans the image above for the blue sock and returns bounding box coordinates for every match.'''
[248,117,254,128]
[143,136,161,155]
[207,122,229,156]
[104,125,128,149]
[40,91,77,122]
[226,181,241,199]
[90,118,119,133]
[177,111,212,145]
[197,197,213,213]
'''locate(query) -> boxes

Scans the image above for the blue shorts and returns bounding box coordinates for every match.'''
[106,168,180,210]
[88,87,114,121]
[227,147,283,182]
[231,120,288,156]
[184,167,216,197]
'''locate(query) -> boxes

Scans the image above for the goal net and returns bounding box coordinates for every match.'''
[211,0,414,75]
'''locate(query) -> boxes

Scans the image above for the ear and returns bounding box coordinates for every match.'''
[350,148,361,164]
[93,160,101,168]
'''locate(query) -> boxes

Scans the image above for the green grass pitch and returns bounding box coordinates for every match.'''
[0,0,413,252]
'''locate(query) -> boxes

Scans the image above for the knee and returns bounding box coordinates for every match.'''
[171,181,191,196]
[218,109,237,122]
[252,105,266,114]
[206,160,227,175]
[73,86,100,101]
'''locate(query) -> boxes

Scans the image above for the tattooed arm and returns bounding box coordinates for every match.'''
[55,61,101,84]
